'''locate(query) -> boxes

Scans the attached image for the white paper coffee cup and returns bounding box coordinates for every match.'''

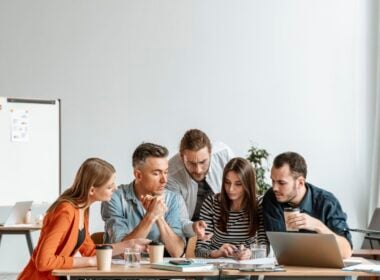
[96,244,113,270]
[284,207,300,231]
[148,241,164,264]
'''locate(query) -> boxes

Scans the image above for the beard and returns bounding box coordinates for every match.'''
[274,181,298,204]
[186,166,210,183]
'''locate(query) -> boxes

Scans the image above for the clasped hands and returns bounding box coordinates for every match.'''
[141,194,168,221]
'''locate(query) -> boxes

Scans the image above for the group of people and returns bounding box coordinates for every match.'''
[18,129,352,280]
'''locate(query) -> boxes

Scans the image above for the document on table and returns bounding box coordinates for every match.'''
[112,259,150,265]
[189,257,276,265]
[112,257,277,267]
[343,264,380,273]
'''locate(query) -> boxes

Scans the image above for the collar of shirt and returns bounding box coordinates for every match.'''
[123,181,140,205]
[280,183,313,215]
[297,183,313,215]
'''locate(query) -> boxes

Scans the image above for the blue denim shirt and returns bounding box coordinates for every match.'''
[101,181,185,244]
[262,182,352,247]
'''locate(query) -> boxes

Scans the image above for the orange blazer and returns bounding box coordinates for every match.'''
[18,202,96,280]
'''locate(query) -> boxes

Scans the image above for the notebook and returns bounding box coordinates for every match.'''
[151,261,214,272]
[0,201,33,226]
[267,231,357,268]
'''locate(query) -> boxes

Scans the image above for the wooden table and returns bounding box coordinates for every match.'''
[0,225,41,255]
[53,263,379,279]
[222,265,376,277]
[53,263,220,279]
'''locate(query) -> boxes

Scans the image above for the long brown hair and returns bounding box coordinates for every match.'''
[47,158,115,213]
[217,157,258,236]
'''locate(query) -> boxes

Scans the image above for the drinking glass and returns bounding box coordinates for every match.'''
[124,247,141,267]
[250,243,267,259]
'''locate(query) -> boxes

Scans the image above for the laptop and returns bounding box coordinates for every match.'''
[267,231,356,268]
[0,201,33,226]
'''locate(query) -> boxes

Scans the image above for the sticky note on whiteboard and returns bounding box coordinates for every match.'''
[11,109,29,142]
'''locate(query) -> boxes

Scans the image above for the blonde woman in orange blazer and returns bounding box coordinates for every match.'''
[18,158,149,280]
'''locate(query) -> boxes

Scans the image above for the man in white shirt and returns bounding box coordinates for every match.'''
[166,129,234,237]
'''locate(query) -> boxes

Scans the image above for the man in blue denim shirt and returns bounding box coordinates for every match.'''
[262,152,352,259]
[101,143,185,257]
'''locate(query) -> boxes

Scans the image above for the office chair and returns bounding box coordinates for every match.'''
[350,208,380,249]
[90,231,105,244]
[351,208,380,261]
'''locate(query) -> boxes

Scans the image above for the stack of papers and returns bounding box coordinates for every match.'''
[111,257,277,271]
[190,257,276,265]
[186,257,276,270]
[343,264,380,273]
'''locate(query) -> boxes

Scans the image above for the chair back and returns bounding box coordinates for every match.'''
[368,208,380,230]
[362,208,380,249]
[91,232,104,244]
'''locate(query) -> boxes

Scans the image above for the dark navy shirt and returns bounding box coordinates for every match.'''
[262,182,352,247]
[192,179,214,222]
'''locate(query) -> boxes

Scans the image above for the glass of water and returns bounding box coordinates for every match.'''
[124,247,141,267]
[250,243,267,259]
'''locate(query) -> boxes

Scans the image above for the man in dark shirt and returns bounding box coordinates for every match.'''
[262,152,352,258]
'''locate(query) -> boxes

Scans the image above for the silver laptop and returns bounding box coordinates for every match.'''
[0,201,33,226]
[267,231,353,268]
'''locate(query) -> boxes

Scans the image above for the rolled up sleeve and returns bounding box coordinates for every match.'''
[323,198,352,248]
[165,192,186,243]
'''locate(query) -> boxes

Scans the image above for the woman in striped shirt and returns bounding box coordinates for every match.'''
[195,157,268,259]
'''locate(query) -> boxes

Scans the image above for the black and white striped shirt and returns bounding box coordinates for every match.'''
[195,194,268,258]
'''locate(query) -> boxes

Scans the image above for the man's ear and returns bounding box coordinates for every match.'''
[134,168,142,182]
[297,176,306,188]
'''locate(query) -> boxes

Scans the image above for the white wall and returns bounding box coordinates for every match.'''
[0,0,377,272]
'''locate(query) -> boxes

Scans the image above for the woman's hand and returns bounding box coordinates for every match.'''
[234,245,251,260]
[73,255,97,268]
[210,243,237,258]
[88,255,97,267]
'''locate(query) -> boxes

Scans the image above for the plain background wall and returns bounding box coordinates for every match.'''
[0,0,378,272]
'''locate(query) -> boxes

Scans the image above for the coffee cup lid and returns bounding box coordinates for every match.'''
[96,244,113,250]
[149,241,164,246]
[284,207,300,212]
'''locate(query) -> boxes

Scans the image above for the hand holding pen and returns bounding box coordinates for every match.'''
[233,244,251,260]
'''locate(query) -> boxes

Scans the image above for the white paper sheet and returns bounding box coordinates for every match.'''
[189,257,276,265]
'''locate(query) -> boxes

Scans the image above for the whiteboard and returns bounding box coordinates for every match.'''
[0,97,60,205]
